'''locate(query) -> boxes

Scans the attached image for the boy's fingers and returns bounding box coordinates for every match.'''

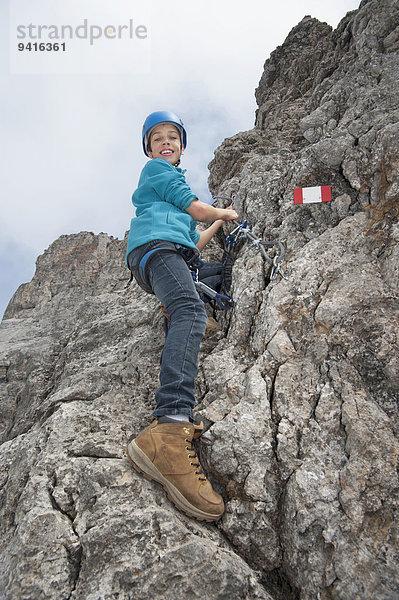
[221,208,238,221]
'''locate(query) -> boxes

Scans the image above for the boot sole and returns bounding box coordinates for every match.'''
[126,440,223,522]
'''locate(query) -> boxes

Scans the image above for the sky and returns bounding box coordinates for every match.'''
[1,0,361,319]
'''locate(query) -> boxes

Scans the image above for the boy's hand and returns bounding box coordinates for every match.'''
[214,206,238,225]
[220,207,238,222]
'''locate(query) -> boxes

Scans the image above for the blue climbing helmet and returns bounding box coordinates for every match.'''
[142,110,187,157]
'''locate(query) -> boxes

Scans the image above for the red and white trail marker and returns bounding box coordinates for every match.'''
[294,185,332,205]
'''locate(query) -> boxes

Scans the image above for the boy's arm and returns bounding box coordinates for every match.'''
[188,201,238,251]
[186,198,238,223]
[144,159,197,210]
[195,219,225,251]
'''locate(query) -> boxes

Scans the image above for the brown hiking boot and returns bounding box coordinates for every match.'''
[126,420,224,522]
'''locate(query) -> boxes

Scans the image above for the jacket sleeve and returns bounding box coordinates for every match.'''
[143,159,197,210]
[189,220,200,245]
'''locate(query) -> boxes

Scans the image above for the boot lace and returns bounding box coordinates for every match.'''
[186,433,213,481]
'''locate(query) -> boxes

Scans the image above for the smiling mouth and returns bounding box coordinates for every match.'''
[161,149,173,156]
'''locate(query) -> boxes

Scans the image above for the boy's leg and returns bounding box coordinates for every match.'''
[126,248,224,521]
[148,250,207,421]
[197,261,223,294]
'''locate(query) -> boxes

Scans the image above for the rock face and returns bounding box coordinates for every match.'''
[1,1,398,599]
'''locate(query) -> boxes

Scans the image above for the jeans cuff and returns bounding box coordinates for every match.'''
[152,408,194,422]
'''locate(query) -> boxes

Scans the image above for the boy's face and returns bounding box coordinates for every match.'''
[147,123,183,164]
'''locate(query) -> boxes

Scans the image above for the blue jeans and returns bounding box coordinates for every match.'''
[128,240,210,421]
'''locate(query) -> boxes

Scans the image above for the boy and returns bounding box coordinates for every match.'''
[126,111,237,521]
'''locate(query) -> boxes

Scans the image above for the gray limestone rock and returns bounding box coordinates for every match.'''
[1,1,399,599]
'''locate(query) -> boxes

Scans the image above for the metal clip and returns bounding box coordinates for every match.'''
[194,281,234,310]
[214,196,288,281]
[270,256,288,281]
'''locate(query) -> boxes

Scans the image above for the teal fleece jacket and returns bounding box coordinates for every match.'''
[126,159,200,261]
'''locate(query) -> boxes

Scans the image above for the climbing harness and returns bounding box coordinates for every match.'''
[129,242,234,310]
[215,196,287,282]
